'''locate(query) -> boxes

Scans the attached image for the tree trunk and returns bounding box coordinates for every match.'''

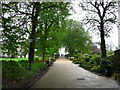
[42,47,45,62]
[28,23,36,70]
[100,23,106,58]
[28,2,40,70]
[28,16,37,63]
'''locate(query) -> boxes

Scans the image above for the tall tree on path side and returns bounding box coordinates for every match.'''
[2,2,70,69]
[79,0,117,57]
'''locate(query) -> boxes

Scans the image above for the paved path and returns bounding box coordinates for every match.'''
[31,57,119,88]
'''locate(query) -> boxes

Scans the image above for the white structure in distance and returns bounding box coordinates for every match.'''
[59,47,69,56]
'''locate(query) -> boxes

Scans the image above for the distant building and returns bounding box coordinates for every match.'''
[92,43,101,55]
[59,47,69,56]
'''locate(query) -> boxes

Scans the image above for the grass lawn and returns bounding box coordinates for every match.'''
[0,57,43,61]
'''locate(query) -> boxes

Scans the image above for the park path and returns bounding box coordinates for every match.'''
[31,57,119,88]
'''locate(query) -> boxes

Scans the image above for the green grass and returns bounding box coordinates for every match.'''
[0,57,43,61]
[0,58,28,61]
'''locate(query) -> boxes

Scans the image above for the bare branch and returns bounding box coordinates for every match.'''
[83,18,100,24]
[88,1,102,18]
[83,9,98,14]
[104,18,116,24]
[102,2,113,18]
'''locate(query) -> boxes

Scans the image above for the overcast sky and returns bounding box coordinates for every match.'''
[68,0,119,50]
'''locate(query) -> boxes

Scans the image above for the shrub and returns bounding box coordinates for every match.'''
[34,57,42,62]
[91,65,99,72]
[89,56,112,74]
[91,54,100,59]
[2,61,26,81]
[100,58,112,67]
[77,53,84,59]
[70,57,74,60]
[94,58,112,73]
[93,57,101,65]
[82,62,92,69]
[73,58,80,64]
[108,55,120,70]
[2,60,46,82]
[79,58,85,66]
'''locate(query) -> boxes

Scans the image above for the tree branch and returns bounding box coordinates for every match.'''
[83,18,100,24]
[18,11,32,16]
[88,1,102,18]
[104,18,116,24]
[102,2,113,18]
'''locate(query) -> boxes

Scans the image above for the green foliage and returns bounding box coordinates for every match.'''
[107,51,114,56]
[34,2,70,60]
[34,57,42,62]
[77,53,85,59]
[91,65,99,72]
[100,58,112,66]
[89,57,112,73]
[82,62,92,69]
[73,58,80,64]
[2,2,30,57]
[73,51,119,76]
[2,61,28,81]
[2,59,46,81]
[92,57,101,66]
[2,2,70,60]
[62,19,92,55]
[73,53,114,74]
[109,55,120,71]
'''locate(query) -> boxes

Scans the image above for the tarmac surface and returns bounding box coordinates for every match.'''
[31,57,119,89]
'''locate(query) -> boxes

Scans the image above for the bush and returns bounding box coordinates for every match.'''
[34,57,42,62]
[100,58,112,67]
[73,58,80,64]
[93,57,101,66]
[90,57,112,73]
[79,58,85,66]
[70,57,74,60]
[77,53,84,59]
[2,60,46,82]
[2,61,27,81]
[91,54,100,59]
[73,53,115,75]
[90,65,101,72]
[82,62,92,69]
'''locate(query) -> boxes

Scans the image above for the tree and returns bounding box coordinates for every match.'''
[62,19,92,56]
[2,2,29,57]
[2,2,70,69]
[79,0,117,57]
[35,3,69,62]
